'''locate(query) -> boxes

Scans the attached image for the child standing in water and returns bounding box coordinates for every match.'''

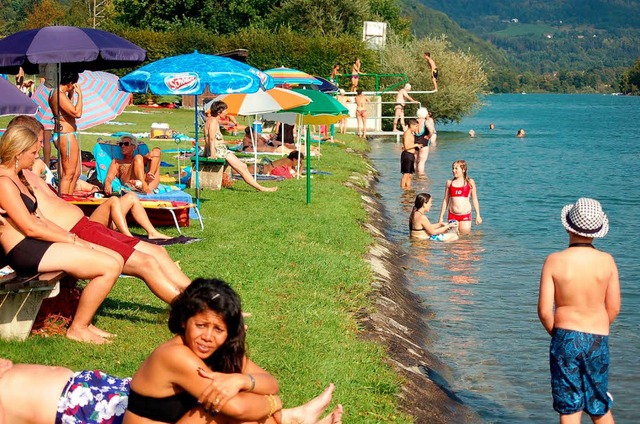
[438,160,482,234]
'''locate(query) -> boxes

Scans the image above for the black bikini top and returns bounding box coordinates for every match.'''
[1,176,38,214]
[127,388,199,423]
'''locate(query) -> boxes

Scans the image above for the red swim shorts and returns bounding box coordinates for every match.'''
[448,211,472,222]
[70,216,140,262]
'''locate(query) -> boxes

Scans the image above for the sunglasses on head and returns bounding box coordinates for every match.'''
[118,141,132,147]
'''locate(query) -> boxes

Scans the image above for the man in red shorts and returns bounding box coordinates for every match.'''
[24,169,189,304]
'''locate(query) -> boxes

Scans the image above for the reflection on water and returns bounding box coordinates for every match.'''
[368,94,640,424]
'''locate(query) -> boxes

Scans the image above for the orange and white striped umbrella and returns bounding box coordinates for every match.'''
[206,87,310,116]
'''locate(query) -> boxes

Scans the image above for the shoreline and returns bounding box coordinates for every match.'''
[349,165,482,423]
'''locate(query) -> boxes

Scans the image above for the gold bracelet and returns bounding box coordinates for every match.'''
[266,394,277,418]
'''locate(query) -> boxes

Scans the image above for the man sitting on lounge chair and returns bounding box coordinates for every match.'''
[104,135,162,195]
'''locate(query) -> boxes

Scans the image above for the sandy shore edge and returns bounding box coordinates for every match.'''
[346,164,482,423]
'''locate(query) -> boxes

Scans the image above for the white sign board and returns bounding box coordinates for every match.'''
[363,21,387,50]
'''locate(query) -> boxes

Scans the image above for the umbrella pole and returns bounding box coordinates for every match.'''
[195,94,200,210]
[306,124,311,204]
[250,118,257,180]
[55,63,62,198]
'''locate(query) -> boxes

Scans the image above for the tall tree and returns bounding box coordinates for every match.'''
[24,0,65,29]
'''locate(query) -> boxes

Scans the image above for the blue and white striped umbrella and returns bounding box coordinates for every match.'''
[33,70,130,130]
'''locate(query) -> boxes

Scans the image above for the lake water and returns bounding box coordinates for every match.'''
[368,94,640,423]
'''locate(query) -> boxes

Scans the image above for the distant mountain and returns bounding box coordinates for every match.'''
[413,0,640,34]
[403,0,640,77]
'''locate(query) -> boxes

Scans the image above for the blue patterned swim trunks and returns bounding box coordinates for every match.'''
[55,370,131,424]
[549,328,612,416]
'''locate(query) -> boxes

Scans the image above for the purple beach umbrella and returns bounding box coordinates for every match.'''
[0,26,146,74]
[0,76,37,116]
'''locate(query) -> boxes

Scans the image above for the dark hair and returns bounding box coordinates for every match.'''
[7,115,44,135]
[60,71,79,85]
[209,101,228,117]
[288,151,304,161]
[414,193,431,209]
[407,118,418,126]
[244,126,252,135]
[424,52,431,57]
[410,193,432,231]
[168,278,246,373]
[356,89,363,95]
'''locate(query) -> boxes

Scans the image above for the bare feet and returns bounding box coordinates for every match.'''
[281,383,335,424]
[317,404,343,424]
[258,186,278,192]
[148,230,173,240]
[66,326,110,344]
[89,324,116,338]
[145,172,156,183]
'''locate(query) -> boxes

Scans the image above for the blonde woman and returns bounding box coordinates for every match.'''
[0,125,121,344]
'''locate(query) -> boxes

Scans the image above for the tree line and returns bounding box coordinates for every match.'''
[0,0,487,122]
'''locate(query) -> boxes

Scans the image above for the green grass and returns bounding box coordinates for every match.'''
[492,23,558,37]
[0,107,413,423]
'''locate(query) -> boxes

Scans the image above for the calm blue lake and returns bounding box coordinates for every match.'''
[368,94,640,423]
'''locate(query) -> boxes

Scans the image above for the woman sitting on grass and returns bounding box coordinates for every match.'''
[0,278,343,424]
[205,101,277,192]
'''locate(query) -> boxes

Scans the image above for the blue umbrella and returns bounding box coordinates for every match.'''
[119,51,274,208]
[0,76,37,116]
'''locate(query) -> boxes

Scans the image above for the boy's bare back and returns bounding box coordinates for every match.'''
[539,246,620,336]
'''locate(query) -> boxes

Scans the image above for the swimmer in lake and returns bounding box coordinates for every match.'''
[410,193,459,242]
[516,128,526,138]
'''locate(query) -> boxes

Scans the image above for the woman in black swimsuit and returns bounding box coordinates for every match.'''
[124,278,342,424]
[0,125,122,344]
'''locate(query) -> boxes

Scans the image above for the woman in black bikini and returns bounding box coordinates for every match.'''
[0,125,122,344]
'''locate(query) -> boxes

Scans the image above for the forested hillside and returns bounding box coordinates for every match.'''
[411,0,640,92]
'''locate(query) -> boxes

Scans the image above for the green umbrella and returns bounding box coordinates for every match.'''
[264,88,349,203]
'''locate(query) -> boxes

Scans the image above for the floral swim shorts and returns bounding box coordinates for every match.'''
[56,370,131,424]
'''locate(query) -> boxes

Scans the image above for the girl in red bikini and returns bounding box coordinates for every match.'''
[438,160,482,235]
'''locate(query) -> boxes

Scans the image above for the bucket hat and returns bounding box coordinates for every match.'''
[561,198,609,238]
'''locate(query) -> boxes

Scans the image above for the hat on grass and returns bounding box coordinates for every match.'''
[561,197,609,238]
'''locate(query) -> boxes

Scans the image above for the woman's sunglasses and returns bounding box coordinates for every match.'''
[118,141,132,147]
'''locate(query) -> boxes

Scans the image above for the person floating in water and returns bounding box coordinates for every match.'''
[516,128,526,138]
[538,198,620,424]
[409,193,459,242]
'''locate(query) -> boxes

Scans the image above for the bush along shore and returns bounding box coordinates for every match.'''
[0,126,477,422]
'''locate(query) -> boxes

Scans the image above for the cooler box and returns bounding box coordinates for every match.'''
[151,122,171,138]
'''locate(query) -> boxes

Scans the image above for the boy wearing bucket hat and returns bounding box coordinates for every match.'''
[538,198,620,423]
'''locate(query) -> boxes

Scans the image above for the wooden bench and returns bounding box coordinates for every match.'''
[0,270,67,341]
[189,157,230,191]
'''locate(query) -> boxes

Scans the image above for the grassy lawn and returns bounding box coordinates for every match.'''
[0,106,412,423]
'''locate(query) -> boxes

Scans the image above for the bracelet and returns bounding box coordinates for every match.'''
[69,233,77,244]
[247,374,256,392]
[266,394,277,418]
